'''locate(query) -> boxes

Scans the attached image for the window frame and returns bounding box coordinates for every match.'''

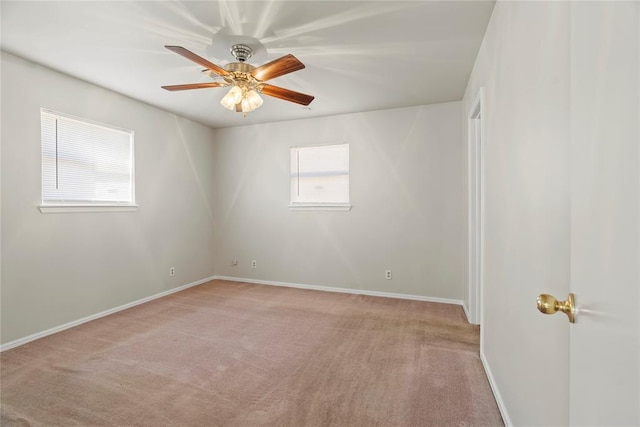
[289,142,351,211]
[38,109,137,214]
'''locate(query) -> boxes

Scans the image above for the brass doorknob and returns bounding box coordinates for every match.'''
[537,293,575,323]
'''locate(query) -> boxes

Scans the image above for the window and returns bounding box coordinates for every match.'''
[40,109,135,213]
[290,143,350,210]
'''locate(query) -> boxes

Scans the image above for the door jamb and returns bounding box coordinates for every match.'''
[467,87,485,326]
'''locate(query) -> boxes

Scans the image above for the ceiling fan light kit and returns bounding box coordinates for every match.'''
[162,44,313,117]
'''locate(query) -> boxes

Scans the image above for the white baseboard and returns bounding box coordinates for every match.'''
[461,302,471,322]
[480,349,512,427]
[0,275,216,353]
[461,303,482,326]
[214,275,464,306]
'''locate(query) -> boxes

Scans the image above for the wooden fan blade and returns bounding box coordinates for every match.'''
[261,84,314,106]
[162,82,226,91]
[251,54,305,81]
[165,45,229,77]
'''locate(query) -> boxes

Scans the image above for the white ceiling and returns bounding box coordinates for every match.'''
[1,1,495,129]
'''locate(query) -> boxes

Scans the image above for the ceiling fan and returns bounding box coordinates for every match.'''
[162,44,314,115]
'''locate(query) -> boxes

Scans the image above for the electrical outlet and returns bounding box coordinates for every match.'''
[231,260,238,266]
[170,267,176,277]
[251,260,257,268]
[385,270,392,280]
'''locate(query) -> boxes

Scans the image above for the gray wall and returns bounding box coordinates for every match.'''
[213,102,466,300]
[1,54,466,345]
[1,53,218,344]
[463,2,571,424]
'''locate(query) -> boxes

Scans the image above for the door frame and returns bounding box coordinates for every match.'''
[467,87,485,326]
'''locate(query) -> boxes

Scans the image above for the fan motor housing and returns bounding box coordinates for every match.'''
[224,62,254,73]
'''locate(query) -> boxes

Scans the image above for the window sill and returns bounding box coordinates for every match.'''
[38,205,138,214]
[289,204,352,211]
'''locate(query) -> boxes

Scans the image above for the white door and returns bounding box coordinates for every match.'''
[569,2,639,425]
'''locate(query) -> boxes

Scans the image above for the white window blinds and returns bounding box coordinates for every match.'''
[41,110,134,205]
[291,144,349,206]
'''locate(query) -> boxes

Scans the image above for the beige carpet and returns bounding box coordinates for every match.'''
[1,280,503,426]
